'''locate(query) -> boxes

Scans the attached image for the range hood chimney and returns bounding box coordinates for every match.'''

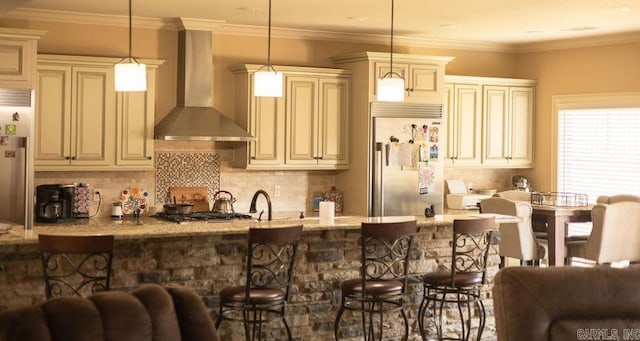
[155,25,254,141]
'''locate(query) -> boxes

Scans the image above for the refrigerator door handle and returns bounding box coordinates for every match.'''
[373,142,384,216]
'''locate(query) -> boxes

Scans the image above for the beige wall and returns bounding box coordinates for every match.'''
[516,42,640,190]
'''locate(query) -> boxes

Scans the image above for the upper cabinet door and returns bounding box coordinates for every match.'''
[318,77,350,166]
[35,65,72,165]
[508,87,534,165]
[446,83,482,166]
[482,85,534,167]
[70,66,115,167]
[115,66,156,168]
[0,29,45,89]
[286,75,319,166]
[249,95,286,166]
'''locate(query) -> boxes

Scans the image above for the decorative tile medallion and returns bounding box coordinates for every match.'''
[155,152,220,204]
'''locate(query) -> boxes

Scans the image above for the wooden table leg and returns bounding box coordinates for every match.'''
[547,216,567,267]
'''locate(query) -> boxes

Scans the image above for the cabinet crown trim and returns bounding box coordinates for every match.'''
[445,75,536,86]
[229,64,351,77]
[38,54,165,68]
[331,51,455,65]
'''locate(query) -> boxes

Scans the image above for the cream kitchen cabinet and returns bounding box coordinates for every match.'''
[35,54,163,171]
[374,62,441,102]
[230,64,351,170]
[0,28,46,89]
[332,52,452,104]
[444,75,535,168]
[285,75,350,167]
[482,84,534,167]
[115,67,159,169]
[444,81,482,165]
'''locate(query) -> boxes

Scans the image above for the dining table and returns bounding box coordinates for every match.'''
[531,205,592,266]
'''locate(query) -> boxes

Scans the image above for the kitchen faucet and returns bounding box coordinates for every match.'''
[249,190,272,221]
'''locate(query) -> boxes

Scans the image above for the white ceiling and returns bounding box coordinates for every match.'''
[7,0,640,48]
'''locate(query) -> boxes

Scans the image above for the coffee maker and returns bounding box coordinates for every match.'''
[36,184,76,223]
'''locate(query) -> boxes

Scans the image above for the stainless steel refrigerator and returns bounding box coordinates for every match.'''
[0,88,34,229]
[369,102,444,216]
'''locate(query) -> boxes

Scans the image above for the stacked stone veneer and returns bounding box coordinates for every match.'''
[0,223,500,340]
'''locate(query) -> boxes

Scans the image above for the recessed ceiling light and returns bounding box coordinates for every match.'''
[346,16,368,22]
[237,7,261,13]
[619,6,632,13]
[525,30,543,34]
[562,26,598,32]
[440,24,459,29]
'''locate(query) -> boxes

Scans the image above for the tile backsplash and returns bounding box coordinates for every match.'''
[34,141,336,218]
[155,152,220,205]
[33,141,532,218]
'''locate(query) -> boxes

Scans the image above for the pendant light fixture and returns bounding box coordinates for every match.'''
[114,0,147,92]
[377,0,405,102]
[253,0,283,97]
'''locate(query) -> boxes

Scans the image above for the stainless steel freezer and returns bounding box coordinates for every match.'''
[0,88,34,229]
[369,102,444,217]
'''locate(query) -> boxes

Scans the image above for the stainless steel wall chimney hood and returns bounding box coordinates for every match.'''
[155,28,254,141]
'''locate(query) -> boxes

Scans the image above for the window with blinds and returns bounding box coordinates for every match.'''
[558,108,640,203]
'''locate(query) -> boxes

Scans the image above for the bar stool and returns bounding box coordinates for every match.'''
[38,234,115,299]
[417,217,496,341]
[334,218,417,340]
[216,225,303,341]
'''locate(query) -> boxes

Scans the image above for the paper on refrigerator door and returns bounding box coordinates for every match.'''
[388,142,414,167]
[418,163,435,195]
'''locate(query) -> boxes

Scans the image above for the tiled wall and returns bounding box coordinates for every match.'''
[34,141,533,218]
[34,141,336,218]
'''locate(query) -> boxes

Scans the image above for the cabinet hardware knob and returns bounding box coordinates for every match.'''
[65,156,71,160]
[147,156,152,160]
[71,156,76,160]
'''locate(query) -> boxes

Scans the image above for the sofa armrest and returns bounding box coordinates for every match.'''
[493,266,640,341]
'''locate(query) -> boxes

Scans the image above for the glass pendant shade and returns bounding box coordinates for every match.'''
[115,0,147,92]
[377,77,405,102]
[115,61,147,92]
[254,70,283,97]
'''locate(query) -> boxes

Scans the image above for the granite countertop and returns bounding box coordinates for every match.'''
[0,209,479,246]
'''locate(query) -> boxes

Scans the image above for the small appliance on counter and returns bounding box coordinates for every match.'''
[445,179,492,210]
[36,183,91,223]
[512,175,530,191]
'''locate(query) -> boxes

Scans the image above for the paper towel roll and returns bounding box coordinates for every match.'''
[319,201,335,225]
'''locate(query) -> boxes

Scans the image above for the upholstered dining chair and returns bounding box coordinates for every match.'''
[566,194,640,242]
[566,201,640,265]
[38,234,115,299]
[479,197,546,267]
[596,194,640,204]
[418,217,496,341]
[493,190,531,202]
[334,218,417,341]
[216,225,303,341]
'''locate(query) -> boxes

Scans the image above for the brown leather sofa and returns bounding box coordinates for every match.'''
[0,284,220,341]
[493,266,640,341]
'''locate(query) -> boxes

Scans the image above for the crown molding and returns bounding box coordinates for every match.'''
[5,8,179,30]
[514,31,640,53]
[5,8,640,54]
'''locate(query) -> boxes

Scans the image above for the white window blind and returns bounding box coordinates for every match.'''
[558,108,640,203]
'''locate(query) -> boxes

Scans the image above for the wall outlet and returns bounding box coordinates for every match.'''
[274,185,281,197]
[93,189,102,202]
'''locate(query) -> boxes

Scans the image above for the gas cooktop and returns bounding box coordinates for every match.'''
[152,212,253,223]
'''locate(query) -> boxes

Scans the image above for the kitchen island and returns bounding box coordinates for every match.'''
[0,212,500,341]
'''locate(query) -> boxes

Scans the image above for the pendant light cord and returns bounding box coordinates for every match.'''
[390,0,394,73]
[267,0,273,71]
[128,0,133,60]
